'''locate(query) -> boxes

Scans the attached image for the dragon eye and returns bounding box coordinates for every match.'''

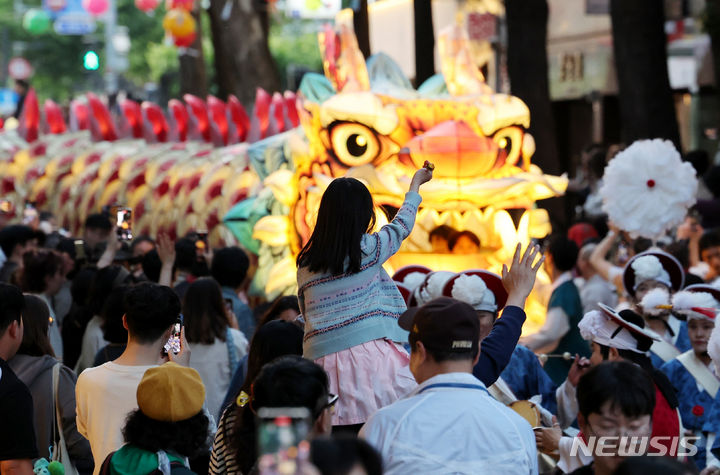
[330,123,380,166]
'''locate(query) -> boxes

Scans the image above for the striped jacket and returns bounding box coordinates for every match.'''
[298,191,421,360]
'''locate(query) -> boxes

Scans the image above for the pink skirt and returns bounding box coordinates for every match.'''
[315,338,417,425]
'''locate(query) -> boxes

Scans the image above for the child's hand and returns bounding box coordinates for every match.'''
[409,165,433,192]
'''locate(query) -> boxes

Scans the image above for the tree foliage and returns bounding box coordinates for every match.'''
[0,0,87,101]
[1,0,323,104]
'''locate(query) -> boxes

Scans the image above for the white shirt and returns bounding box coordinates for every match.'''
[558,435,593,473]
[360,372,538,475]
[555,378,578,429]
[189,329,248,420]
[76,362,156,474]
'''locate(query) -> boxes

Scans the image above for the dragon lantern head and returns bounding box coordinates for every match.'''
[286,21,564,260]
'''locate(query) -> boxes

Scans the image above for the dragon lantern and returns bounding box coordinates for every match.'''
[240,21,567,330]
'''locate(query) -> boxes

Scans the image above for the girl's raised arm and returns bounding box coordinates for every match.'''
[368,165,434,265]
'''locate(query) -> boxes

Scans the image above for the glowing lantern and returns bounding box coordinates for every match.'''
[401,120,503,178]
[47,0,67,11]
[135,0,159,12]
[23,9,51,34]
[173,31,196,47]
[82,0,109,16]
[163,9,195,38]
[166,0,194,10]
[527,208,551,239]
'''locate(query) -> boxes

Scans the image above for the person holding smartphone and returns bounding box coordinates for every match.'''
[76,283,190,474]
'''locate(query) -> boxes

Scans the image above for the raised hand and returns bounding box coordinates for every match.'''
[534,416,561,454]
[156,233,176,287]
[567,354,591,387]
[156,233,176,266]
[502,243,544,308]
[409,166,433,192]
[96,231,121,269]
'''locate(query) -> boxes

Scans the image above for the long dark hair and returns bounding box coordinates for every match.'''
[20,250,63,293]
[87,265,130,316]
[183,277,228,344]
[18,294,55,357]
[239,320,304,398]
[297,177,376,275]
[233,356,329,474]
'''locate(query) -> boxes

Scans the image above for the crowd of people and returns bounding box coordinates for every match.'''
[0,149,719,475]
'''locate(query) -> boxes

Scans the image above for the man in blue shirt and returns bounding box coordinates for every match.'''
[211,247,255,341]
[361,297,538,474]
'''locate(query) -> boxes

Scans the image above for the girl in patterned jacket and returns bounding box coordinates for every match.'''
[296,165,433,432]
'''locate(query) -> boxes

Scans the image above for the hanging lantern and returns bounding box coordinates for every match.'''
[47,0,68,12]
[165,0,194,11]
[173,30,196,48]
[82,0,109,16]
[162,8,195,37]
[23,9,51,34]
[135,0,159,12]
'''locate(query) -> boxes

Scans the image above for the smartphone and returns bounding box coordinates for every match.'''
[74,239,86,260]
[111,205,133,241]
[256,407,312,475]
[162,317,183,356]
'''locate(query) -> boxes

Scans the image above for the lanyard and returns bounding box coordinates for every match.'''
[418,382,488,394]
